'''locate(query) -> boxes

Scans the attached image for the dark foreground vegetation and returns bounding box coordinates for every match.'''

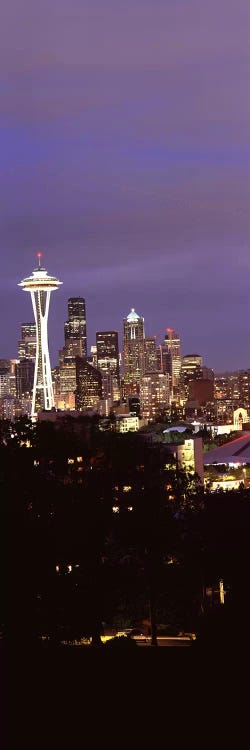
[1,415,250,659]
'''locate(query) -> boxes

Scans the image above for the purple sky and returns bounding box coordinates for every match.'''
[1,0,249,371]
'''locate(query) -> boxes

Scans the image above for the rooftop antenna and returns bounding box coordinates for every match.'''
[37,252,42,268]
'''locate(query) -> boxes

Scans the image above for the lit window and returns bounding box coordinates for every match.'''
[68,458,74,464]
[56,565,59,573]
[112,505,120,514]
[123,485,132,493]
[127,506,133,511]
[68,564,72,572]
[77,456,83,463]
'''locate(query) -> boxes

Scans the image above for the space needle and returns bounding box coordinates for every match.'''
[18,254,62,417]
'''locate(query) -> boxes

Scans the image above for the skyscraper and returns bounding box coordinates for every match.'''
[156,342,171,376]
[123,308,145,391]
[16,359,35,399]
[59,362,77,395]
[181,354,203,398]
[0,359,17,398]
[64,297,87,359]
[96,330,120,401]
[75,357,102,410]
[181,354,203,382]
[18,254,62,416]
[18,323,36,360]
[164,329,181,390]
[144,336,157,373]
[0,365,10,398]
[140,372,170,419]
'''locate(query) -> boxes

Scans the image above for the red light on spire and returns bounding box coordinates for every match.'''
[166,328,174,333]
[37,252,42,267]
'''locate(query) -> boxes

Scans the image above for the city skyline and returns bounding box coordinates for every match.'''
[0,1,249,371]
[4,270,250,374]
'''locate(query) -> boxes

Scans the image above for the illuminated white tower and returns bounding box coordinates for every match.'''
[18,254,62,417]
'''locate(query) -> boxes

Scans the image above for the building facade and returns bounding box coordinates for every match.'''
[156,343,172,377]
[96,330,120,402]
[164,329,181,390]
[75,356,102,410]
[18,323,36,360]
[64,297,87,359]
[188,378,214,405]
[144,336,158,373]
[0,366,10,398]
[169,437,204,484]
[140,372,170,419]
[123,308,145,390]
[115,413,139,433]
[16,359,35,399]
[181,354,203,397]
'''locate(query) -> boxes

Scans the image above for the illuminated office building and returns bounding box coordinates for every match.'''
[237,371,250,408]
[0,359,17,398]
[75,356,102,410]
[140,372,170,420]
[59,362,76,394]
[164,329,181,389]
[156,343,171,376]
[0,396,16,421]
[0,366,10,398]
[96,331,120,402]
[181,354,203,397]
[64,297,87,359]
[123,308,145,390]
[18,323,36,360]
[16,359,35,398]
[144,336,157,373]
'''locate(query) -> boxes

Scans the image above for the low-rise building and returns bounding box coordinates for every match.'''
[168,436,204,484]
[115,413,139,433]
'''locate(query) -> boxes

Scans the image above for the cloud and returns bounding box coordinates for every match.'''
[0,0,249,369]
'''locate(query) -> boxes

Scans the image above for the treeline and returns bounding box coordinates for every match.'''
[1,416,250,648]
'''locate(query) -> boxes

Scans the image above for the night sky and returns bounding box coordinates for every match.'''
[0,0,249,371]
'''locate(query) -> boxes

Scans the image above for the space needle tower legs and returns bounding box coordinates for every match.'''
[19,254,62,418]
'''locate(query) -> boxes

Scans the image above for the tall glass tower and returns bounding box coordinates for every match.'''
[123,308,145,388]
[18,254,62,417]
[64,297,87,359]
[164,328,181,390]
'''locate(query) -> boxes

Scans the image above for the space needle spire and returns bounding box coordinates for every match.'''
[18,254,62,417]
